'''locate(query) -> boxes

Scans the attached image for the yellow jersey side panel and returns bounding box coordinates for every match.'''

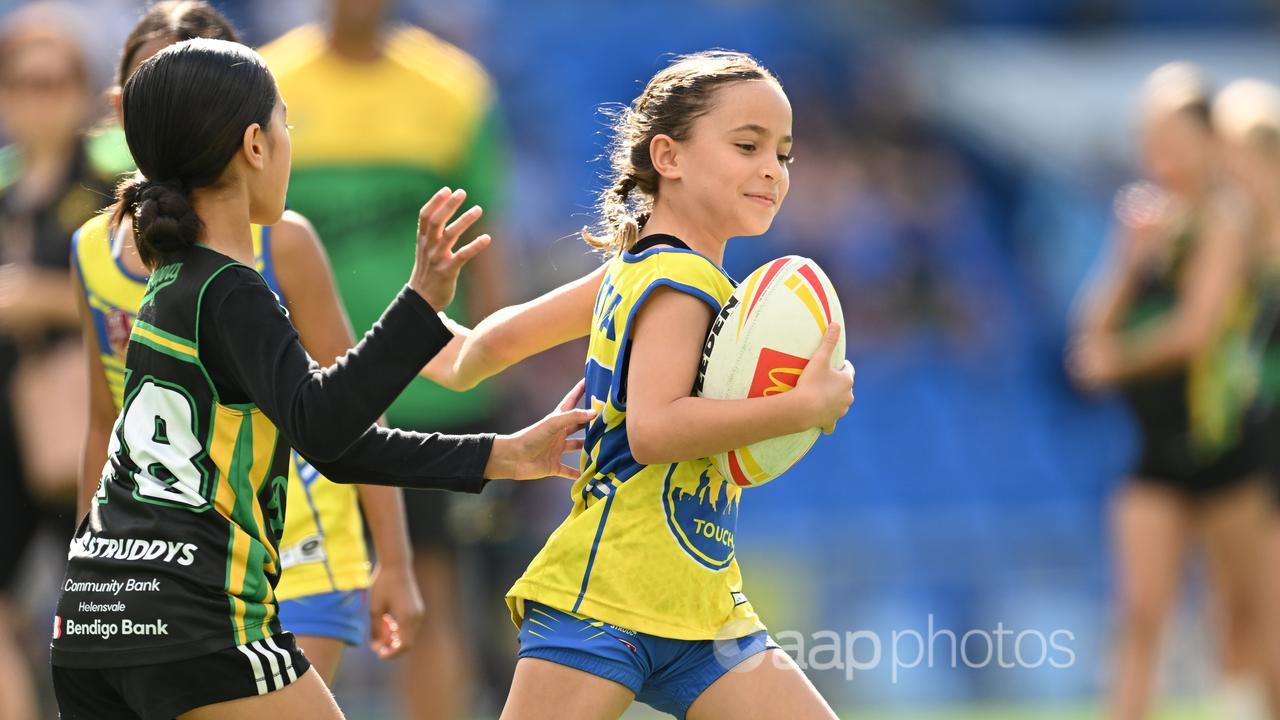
[508,248,764,640]
[72,217,370,600]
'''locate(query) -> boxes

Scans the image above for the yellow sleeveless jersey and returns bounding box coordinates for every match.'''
[507,245,765,640]
[72,214,370,600]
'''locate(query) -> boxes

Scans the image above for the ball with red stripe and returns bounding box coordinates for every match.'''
[696,256,845,487]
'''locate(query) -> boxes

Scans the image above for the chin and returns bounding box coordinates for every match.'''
[738,215,776,238]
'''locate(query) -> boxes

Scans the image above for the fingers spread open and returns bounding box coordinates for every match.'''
[443,205,484,249]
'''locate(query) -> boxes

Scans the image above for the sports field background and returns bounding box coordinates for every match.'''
[4,0,1280,717]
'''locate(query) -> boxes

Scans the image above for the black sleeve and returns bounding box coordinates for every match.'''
[306,425,492,493]
[198,267,492,492]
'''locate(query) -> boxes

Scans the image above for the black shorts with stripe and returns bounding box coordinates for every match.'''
[52,632,310,719]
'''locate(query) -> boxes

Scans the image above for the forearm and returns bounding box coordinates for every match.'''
[628,393,813,466]
[450,307,519,391]
[4,271,79,330]
[289,287,448,454]
[356,484,412,568]
[306,425,493,492]
[1111,323,1201,382]
[39,272,79,328]
[448,268,602,391]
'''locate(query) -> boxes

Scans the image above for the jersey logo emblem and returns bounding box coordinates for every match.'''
[663,467,740,571]
[140,263,182,307]
[105,309,134,356]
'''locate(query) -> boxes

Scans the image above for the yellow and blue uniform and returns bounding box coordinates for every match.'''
[509,236,774,718]
[72,213,370,644]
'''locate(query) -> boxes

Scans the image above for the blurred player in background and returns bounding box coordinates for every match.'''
[72,0,422,685]
[1068,62,1277,720]
[260,2,513,715]
[0,6,113,718]
[1215,77,1280,717]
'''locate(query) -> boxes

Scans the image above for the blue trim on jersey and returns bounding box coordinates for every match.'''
[584,417,644,486]
[69,226,84,277]
[572,488,617,613]
[69,227,110,354]
[610,279,721,412]
[621,245,733,281]
[89,307,111,361]
[108,223,149,283]
[293,453,321,487]
[293,451,339,591]
[257,225,284,298]
[278,589,368,646]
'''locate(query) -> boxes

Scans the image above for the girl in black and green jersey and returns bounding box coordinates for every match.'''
[1068,63,1278,719]
[1217,78,1280,715]
[50,38,592,720]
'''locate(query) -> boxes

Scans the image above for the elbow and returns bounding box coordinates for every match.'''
[455,335,511,392]
[626,421,668,466]
[448,365,481,393]
[288,427,350,464]
[420,364,469,393]
[293,442,343,465]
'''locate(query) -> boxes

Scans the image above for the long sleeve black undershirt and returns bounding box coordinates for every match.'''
[197,265,492,493]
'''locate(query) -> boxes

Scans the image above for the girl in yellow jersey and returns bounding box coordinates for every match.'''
[422,51,854,719]
[69,2,425,684]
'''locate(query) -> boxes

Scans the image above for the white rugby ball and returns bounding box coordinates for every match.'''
[695,256,845,487]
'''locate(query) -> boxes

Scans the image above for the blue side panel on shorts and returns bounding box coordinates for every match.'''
[277,589,369,647]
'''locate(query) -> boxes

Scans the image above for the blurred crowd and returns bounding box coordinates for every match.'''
[1,0,1279,718]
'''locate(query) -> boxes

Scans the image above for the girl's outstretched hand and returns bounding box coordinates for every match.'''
[408,186,491,310]
[484,380,597,480]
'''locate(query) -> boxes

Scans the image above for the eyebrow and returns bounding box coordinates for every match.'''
[730,124,792,143]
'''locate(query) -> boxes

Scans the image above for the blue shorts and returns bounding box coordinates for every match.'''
[277,589,368,647]
[517,601,777,719]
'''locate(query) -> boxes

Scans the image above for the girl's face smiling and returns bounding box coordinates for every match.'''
[663,80,793,240]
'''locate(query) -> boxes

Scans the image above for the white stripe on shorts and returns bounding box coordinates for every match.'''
[251,640,284,690]
[264,636,298,683]
[235,643,269,695]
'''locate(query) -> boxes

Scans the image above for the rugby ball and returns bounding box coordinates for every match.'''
[696,256,845,487]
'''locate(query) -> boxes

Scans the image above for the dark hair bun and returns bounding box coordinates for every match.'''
[126,179,203,267]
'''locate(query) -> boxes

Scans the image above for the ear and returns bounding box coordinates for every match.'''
[240,123,267,170]
[108,87,123,125]
[650,134,682,181]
